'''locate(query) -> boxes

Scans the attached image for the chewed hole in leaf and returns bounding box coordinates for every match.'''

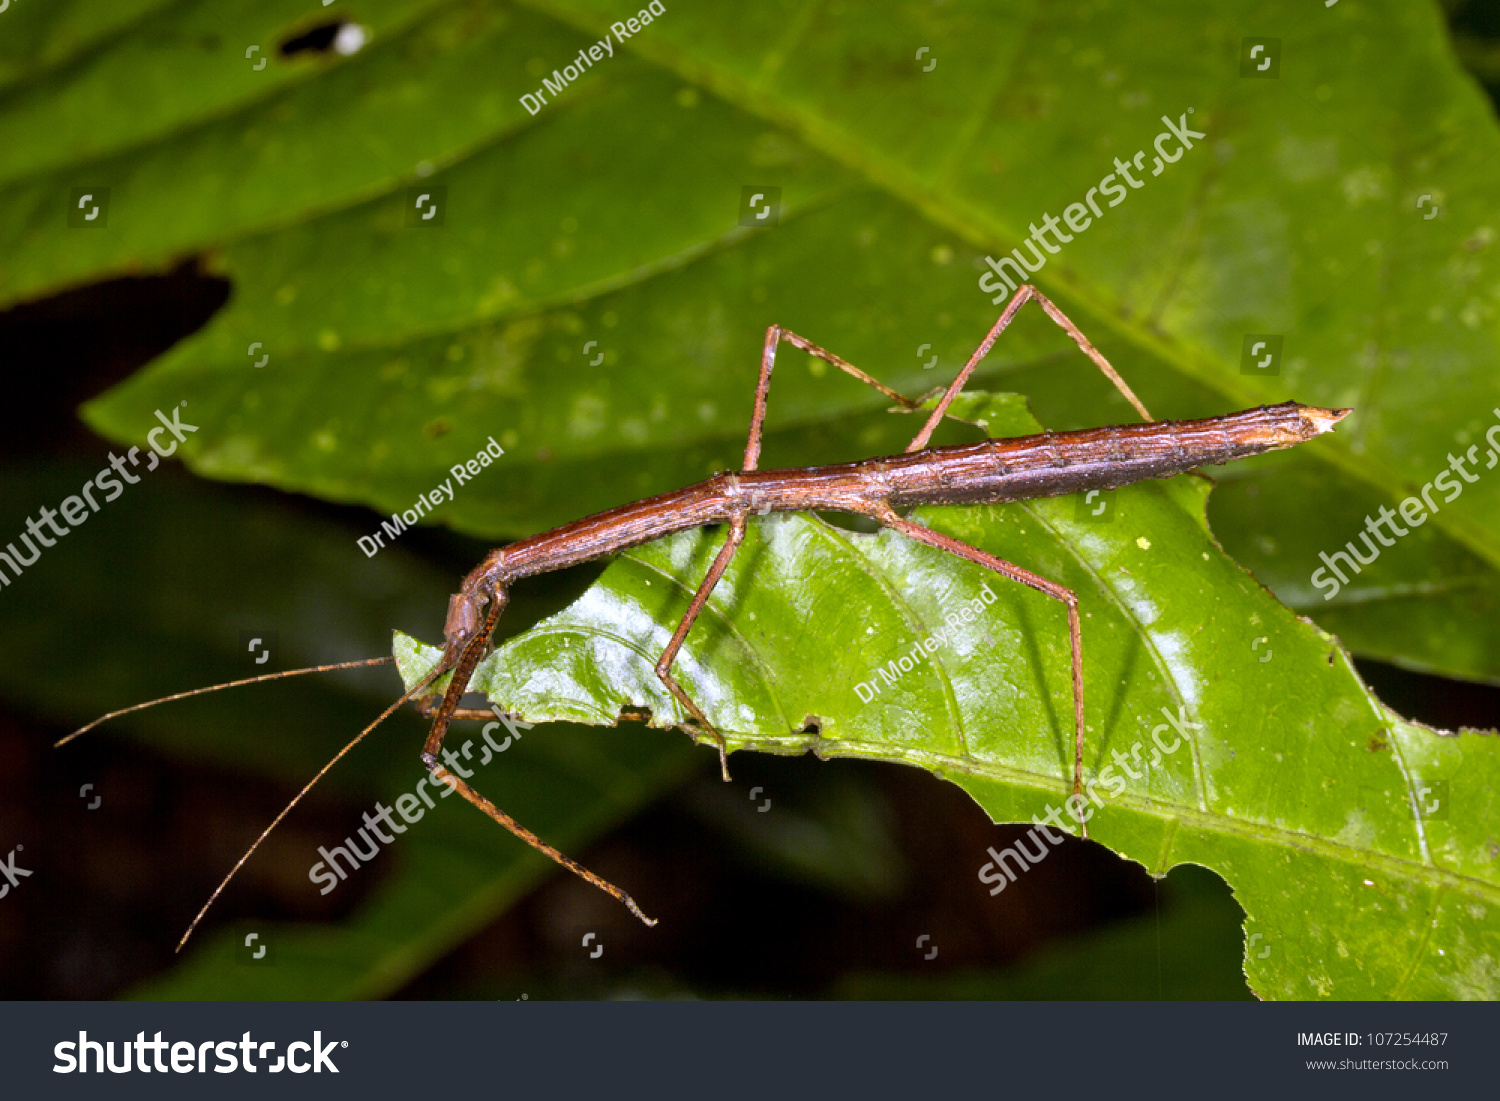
[280,21,366,58]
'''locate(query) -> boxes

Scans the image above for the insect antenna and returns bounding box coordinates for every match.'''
[55,657,397,747]
[175,661,447,952]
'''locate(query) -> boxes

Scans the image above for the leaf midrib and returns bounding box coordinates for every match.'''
[740,732,1500,908]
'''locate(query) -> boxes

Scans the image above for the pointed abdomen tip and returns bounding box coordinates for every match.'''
[1299,405,1352,435]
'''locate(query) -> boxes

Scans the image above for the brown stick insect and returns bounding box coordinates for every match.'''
[64,283,1349,947]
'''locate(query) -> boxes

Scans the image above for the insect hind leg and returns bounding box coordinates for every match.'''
[870,503,1090,838]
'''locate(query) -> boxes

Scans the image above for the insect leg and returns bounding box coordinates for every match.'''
[744,324,920,471]
[870,504,1091,838]
[654,518,747,781]
[420,585,657,925]
[415,701,507,722]
[907,284,1153,453]
[425,761,657,925]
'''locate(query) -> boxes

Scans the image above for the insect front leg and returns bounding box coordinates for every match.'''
[414,586,503,722]
[418,580,658,925]
[420,583,507,761]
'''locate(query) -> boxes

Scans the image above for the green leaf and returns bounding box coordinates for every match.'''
[0,0,452,191]
[0,0,177,93]
[47,0,1500,685]
[395,395,1500,999]
[0,1,554,302]
[1209,460,1500,684]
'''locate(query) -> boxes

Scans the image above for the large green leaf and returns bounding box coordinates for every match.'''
[0,0,176,93]
[395,395,1500,999]
[45,0,1500,685]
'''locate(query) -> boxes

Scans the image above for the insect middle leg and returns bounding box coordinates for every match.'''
[660,324,927,779]
[870,503,1091,838]
[654,517,747,781]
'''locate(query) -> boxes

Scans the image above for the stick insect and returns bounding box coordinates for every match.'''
[65,283,1349,947]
